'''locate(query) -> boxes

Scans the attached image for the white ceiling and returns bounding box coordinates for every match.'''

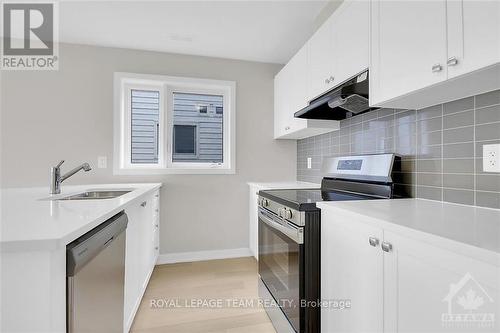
[58,1,329,64]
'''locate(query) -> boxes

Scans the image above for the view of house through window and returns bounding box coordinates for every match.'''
[173,124,197,156]
[131,89,160,164]
[115,73,234,174]
[172,92,223,163]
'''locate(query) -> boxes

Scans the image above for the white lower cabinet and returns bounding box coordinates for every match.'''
[124,190,160,332]
[383,231,500,333]
[321,208,500,333]
[321,213,383,333]
[248,184,259,260]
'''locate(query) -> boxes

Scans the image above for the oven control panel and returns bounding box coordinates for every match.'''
[258,196,303,226]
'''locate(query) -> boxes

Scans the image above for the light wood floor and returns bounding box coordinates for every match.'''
[130,257,277,333]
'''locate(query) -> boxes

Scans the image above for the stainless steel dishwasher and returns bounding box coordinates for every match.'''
[67,211,128,333]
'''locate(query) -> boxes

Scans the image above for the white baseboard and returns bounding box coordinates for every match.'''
[156,247,252,265]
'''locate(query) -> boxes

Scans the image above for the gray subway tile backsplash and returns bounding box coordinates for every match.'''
[297,89,500,209]
[475,104,500,124]
[443,189,475,206]
[475,122,500,141]
[443,96,474,115]
[443,110,474,129]
[475,89,500,108]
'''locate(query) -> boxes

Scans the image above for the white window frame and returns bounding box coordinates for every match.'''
[114,72,236,175]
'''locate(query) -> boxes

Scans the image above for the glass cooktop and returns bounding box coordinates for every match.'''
[260,188,374,211]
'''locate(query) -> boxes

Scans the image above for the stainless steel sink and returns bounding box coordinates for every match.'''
[57,190,132,200]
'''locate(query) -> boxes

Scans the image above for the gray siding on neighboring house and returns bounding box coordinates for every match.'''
[173,92,223,163]
[131,89,159,164]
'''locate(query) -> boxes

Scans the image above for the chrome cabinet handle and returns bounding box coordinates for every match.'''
[368,237,380,247]
[140,201,147,207]
[329,75,335,82]
[325,78,330,84]
[381,241,393,253]
[432,64,443,72]
[447,57,458,66]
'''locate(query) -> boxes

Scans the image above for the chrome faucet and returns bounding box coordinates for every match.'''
[50,160,92,194]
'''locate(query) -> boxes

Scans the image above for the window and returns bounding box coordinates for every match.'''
[173,124,197,159]
[197,105,208,114]
[114,72,235,174]
[131,89,160,164]
[173,92,223,163]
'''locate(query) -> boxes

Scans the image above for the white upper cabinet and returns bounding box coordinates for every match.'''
[274,0,370,140]
[285,45,309,133]
[447,0,500,78]
[370,0,448,106]
[274,43,339,139]
[307,0,370,101]
[331,0,370,85]
[307,19,335,100]
[371,0,500,109]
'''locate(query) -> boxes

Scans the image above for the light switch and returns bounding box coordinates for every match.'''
[307,157,312,169]
[483,144,500,172]
[97,156,107,169]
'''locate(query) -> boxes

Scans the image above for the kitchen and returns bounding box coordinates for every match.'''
[1,1,499,333]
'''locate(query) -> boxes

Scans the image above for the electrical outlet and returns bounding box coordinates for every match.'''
[97,156,107,169]
[483,144,500,172]
[307,157,312,169]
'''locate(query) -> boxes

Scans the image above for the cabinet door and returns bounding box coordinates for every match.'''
[248,185,259,260]
[274,46,310,138]
[138,195,154,291]
[152,191,160,264]
[124,204,141,329]
[371,0,448,104]
[383,231,500,333]
[321,209,384,333]
[286,45,308,133]
[447,0,500,78]
[332,0,369,85]
[307,20,334,100]
[273,69,287,139]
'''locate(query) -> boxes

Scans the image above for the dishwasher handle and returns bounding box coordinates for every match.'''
[67,211,128,277]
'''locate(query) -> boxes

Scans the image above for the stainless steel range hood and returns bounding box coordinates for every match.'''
[294,70,378,120]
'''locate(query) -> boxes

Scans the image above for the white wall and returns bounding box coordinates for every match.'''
[0,43,297,254]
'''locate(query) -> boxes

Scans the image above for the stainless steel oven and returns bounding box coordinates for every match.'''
[258,154,405,333]
[258,207,304,332]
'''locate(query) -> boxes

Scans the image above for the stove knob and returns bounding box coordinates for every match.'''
[262,199,269,207]
[285,209,293,219]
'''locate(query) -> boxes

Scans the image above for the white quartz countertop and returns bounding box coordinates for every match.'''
[317,199,500,262]
[247,181,320,190]
[0,183,162,252]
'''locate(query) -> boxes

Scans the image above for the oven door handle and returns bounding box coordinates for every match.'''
[259,209,304,244]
